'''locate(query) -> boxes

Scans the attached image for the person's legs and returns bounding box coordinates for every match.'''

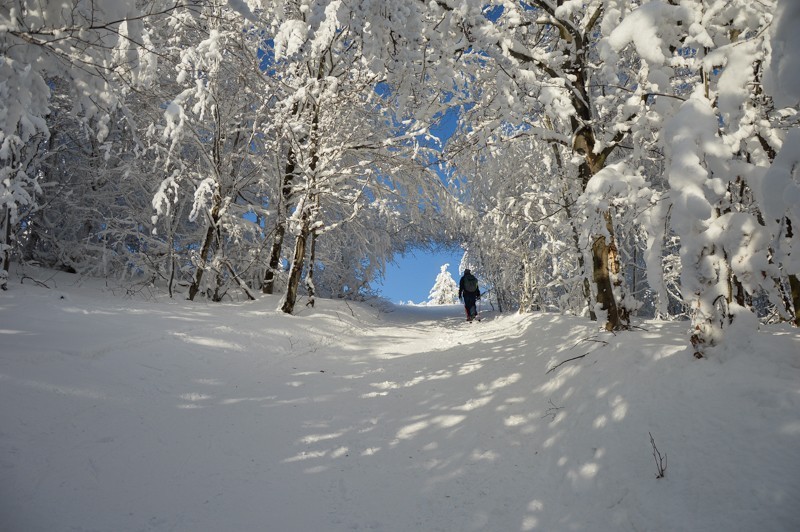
[464,294,477,321]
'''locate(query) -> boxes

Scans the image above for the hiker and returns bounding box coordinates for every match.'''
[458,269,481,322]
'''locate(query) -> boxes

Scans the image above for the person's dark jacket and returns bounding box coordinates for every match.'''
[458,274,481,301]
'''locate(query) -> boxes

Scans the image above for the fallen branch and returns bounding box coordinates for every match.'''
[547,335,610,374]
[580,337,610,345]
[546,352,588,374]
[20,275,52,289]
[224,261,256,301]
[567,334,609,350]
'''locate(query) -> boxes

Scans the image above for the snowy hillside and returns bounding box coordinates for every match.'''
[1,271,799,532]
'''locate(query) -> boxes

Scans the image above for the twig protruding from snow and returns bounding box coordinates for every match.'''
[649,432,667,479]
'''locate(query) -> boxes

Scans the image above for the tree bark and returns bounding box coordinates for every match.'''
[562,185,596,321]
[305,229,317,307]
[785,217,800,327]
[280,86,322,314]
[188,224,215,301]
[592,235,619,330]
[263,223,286,294]
[188,201,221,301]
[263,149,296,294]
[280,219,309,314]
[576,127,629,330]
[1,206,10,290]
[544,115,596,321]
[790,274,800,327]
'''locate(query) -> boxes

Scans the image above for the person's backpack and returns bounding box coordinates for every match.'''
[463,274,479,293]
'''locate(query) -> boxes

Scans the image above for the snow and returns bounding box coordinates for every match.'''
[274,19,310,60]
[606,1,688,66]
[705,39,759,135]
[1,268,799,532]
[753,130,800,227]
[764,0,800,108]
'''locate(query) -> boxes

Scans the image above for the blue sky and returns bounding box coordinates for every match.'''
[374,248,465,304]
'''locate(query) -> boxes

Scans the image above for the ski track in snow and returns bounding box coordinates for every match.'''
[1,277,799,532]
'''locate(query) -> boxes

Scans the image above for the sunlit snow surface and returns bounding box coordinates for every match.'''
[1,269,799,532]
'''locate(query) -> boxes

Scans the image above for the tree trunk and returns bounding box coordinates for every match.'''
[211,252,225,302]
[789,274,800,327]
[562,186,596,321]
[188,201,221,301]
[168,256,176,299]
[263,223,286,294]
[280,221,309,314]
[280,92,322,314]
[188,223,216,301]
[786,217,800,327]
[575,126,629,330]
[605,212,630,329]
[305,230,317,307]
[592,236,620,330]
[1,206,10,290]
[520,254,534,313]
[263,150,296,294]
[544,114,596,321]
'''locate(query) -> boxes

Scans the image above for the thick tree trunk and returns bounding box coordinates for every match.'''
[576,128,629,330]
[280,221,309,314]
[592,236,621,330]
[588,221,626,330]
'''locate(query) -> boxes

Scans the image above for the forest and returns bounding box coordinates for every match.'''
[2,0,799,356]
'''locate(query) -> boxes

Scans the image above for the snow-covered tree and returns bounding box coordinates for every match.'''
[0,0,160,287]
[147,1,275,302]
[427,264,459,305]
[434,0,796,352]
[609,0,785,355]
[759,0,800,327]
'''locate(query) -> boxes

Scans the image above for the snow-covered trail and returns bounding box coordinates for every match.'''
[1,289,546,531]
[2,279,799,532]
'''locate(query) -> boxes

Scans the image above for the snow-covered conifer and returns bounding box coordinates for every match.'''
[427,264,459,305]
